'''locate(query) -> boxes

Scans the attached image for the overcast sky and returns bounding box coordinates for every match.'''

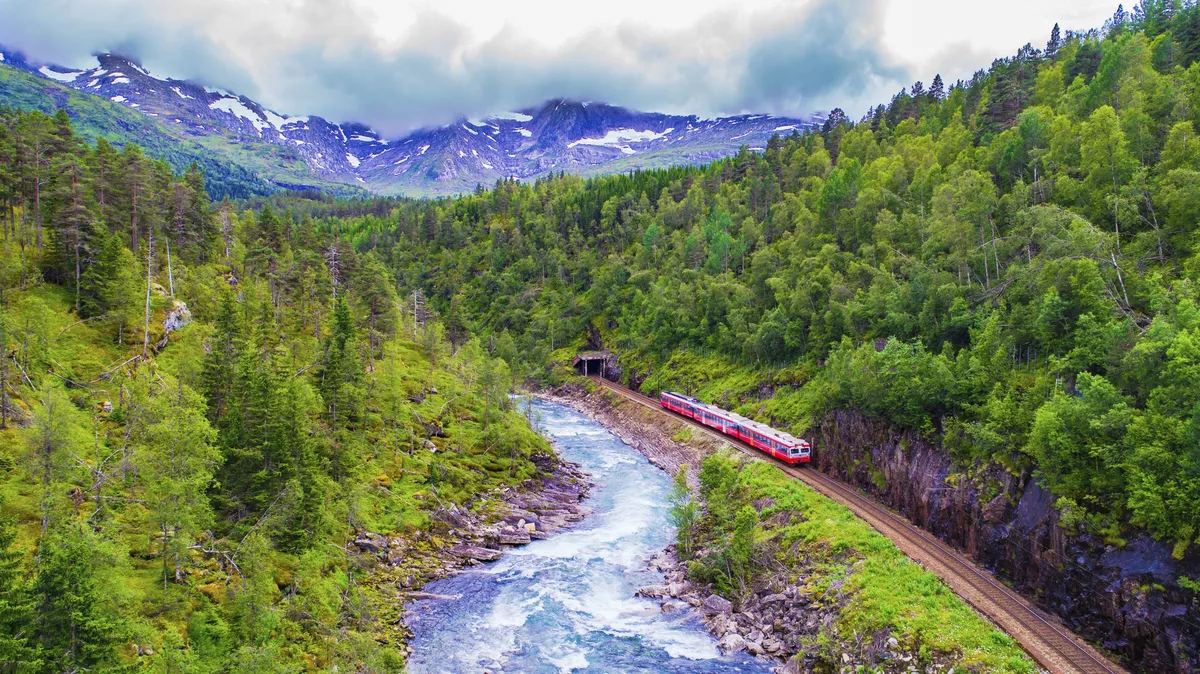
[0,0,1119,135]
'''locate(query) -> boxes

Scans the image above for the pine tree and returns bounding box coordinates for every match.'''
[171,163,216,263]
[0,121,15,250]
[274,376,325,554]
[15,112,54,250]
[48,153,99,313]
[80,231,140,344]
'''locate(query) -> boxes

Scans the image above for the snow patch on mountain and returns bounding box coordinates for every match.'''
[491,111,533,122]
[39,66,80,82]
[568,128,671,148]
[210,97,270,134]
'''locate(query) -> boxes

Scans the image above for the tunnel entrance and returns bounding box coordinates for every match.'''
[572,351,612,378]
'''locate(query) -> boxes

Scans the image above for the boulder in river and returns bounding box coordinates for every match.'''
[717,633,747,653]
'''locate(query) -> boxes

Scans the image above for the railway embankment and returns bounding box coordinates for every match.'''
[811,410,1199,673]
[547,381,1039,674]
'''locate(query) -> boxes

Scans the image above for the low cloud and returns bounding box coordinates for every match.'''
[0,0,912,135]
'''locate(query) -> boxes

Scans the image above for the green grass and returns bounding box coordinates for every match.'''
[731,458,1035,672]
[0,258,557,670]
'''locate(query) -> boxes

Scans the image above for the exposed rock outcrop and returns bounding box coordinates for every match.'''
[812,409,1199,673]
[359,454,592,655]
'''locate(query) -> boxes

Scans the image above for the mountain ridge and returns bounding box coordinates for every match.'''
[0,46,821,197]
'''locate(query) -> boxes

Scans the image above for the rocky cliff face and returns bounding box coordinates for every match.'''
[811,409,1200,673]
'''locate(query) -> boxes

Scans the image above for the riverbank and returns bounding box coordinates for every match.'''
[548,380,1040,674]
[358,446,593,657]
[400,397,777,673]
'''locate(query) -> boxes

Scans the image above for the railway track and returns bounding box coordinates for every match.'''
[588,376,1126,674]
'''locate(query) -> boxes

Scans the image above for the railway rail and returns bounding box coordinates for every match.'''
[588,375,1126,674]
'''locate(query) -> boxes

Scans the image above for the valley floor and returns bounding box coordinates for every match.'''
[546,380,1047,673]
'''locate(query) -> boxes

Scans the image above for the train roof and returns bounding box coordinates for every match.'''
[662,390,807,447]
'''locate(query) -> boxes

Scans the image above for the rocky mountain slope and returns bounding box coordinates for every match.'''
[0,47,819,197]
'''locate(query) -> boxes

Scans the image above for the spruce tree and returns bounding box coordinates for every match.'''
[1046,23,1062,59]
[87,137,122,231]
[320,298,363,481]
[34,525,123,673]
[930,73,945,101]
[136,379,218,593]
[0,496,37,673]
[201,285,245,427]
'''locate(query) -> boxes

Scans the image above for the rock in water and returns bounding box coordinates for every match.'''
[718,633,747,654]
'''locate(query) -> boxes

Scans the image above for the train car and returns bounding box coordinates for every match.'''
[659,391,811,464]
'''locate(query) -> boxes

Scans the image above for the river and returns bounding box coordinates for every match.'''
[403,397,773,674]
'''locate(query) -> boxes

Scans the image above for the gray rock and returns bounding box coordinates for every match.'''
[636,585,669,599]
[354,534,386,552]
[498,529,531,546]
[761,592,787,605]
[703,594,733,614]
[450,545,503,562]
[717,633,747,654]
[777,657,804,674]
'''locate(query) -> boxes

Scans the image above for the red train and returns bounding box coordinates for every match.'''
[659,391,811,465]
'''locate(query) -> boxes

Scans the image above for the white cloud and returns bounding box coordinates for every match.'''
[0,0,1117,133]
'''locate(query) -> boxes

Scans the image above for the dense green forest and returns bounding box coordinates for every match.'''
[306,3,1200,559]
[5,1,1200,670]
[0,105,550,671]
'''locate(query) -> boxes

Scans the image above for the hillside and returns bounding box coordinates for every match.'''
[0,104,560,671]
[0,60,369,199]
[312,7,1200,671]
[0,100,1046,673]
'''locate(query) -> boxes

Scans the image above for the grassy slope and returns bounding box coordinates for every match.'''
[0,266,552,669]
[730,458,1034,672]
